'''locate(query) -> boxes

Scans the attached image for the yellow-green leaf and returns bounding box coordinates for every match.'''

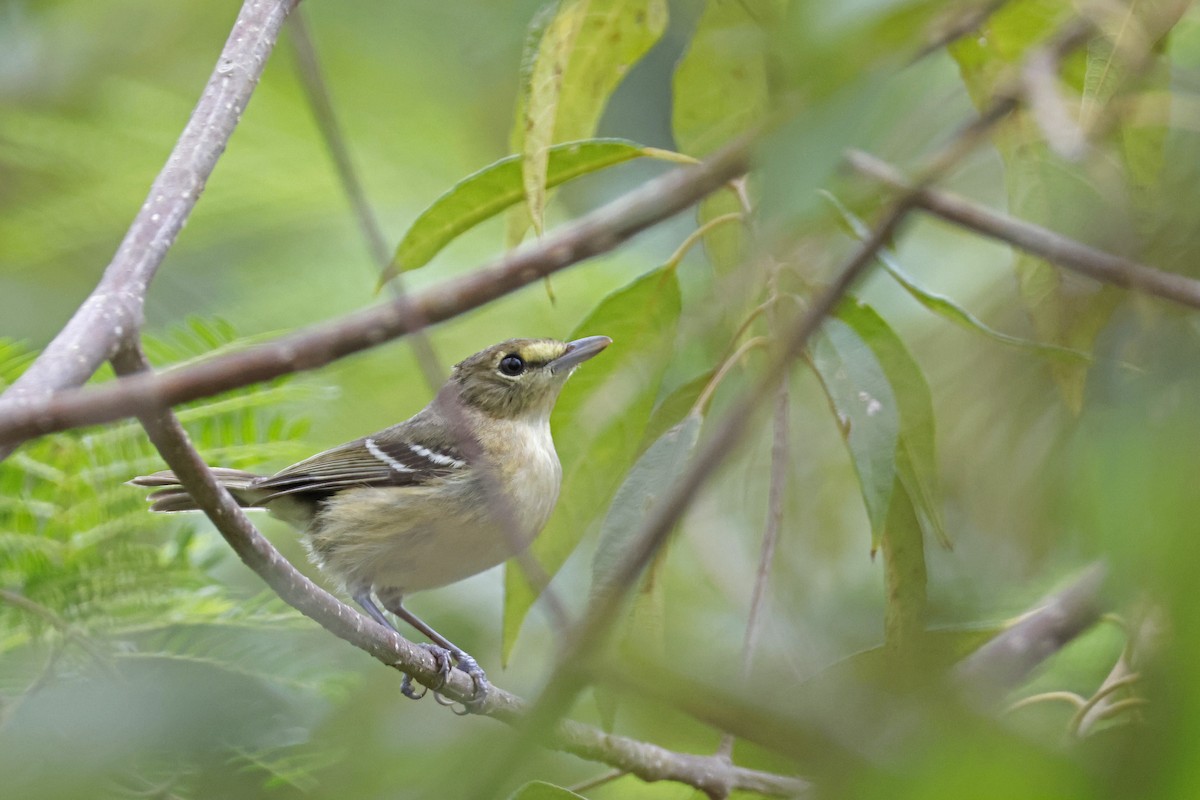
[512,0,668,241]
[381,139,658,286]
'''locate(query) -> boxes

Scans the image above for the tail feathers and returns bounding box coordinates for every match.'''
[129,468,264,512]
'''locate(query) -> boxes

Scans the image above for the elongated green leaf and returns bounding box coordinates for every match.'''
[812,318,900,546]
[520,0,589,236]
[512,0,668,239]
[381,139,655,286]
[508,781,586,800]
[503,267,681,662]
[824,192,1092,364]
[836,298,947,550]
[592,414,702,595]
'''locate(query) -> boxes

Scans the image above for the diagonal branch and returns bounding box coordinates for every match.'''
[956,563,1107,706]
[845,149,1200,311]
[0,142,750,449]
[0,0,301,461]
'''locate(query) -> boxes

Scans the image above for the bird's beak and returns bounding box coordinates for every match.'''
[550,335,612,374]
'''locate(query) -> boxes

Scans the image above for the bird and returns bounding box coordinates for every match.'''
[131,335,611,707]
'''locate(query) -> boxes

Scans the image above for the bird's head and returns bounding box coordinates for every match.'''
[448,336,611,420]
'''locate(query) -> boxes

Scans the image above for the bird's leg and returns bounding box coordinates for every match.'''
[378,592,490,712]
[353,590,450,699]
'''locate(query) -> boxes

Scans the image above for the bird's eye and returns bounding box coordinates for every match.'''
[499,354,525,376]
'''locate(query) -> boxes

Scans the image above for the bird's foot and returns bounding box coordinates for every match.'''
[433,650,490,715]
[400,643,453,700]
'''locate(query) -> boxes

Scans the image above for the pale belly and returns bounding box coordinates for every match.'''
[305,446,561,596]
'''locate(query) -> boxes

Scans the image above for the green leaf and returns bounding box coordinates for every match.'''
[502,267,681,662]
[811,318,900,548]
[671,0,774,273]
[592,414,702,596]
[508,781,586,800]
[640,370,712,449]
[381,139,657,285]
[836,298,948,550]
[512,0,668,239]
[672,0,776,158]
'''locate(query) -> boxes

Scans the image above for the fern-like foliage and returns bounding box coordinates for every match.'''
[0,320,351,794]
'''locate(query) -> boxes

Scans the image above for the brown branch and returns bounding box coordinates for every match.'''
[845,149,1200,311]
[0,0,301,461]
[106,344,805,797]
[0,142,750,449]
[955,562,1107,705]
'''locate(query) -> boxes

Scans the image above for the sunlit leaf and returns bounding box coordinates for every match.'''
[381,139,659,285]
[672,0,773,273]
[503,267,681,662]
[512,0,668,239]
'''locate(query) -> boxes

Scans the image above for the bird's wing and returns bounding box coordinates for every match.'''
[252,428,468,502]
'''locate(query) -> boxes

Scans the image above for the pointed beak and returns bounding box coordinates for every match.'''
[550,335,611,374]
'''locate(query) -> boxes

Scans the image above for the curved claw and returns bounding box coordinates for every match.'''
[400,673,427,700]
[400,644,453,700]
[453,652,490,714]
[428,651,490,714]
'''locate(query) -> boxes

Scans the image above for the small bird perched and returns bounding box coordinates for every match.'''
[131,335,611,707]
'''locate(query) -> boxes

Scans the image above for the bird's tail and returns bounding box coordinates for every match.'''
[128,468,264,512]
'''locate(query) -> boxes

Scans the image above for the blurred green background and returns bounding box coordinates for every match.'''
[4,0,1200,798]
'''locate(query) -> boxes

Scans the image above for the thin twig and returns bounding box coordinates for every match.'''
[0,142,751,448]
[0,0,301,461]
[743,382,790,674]
[287,8,445,390]
[845,149,1200,310]
[567,769,627,794]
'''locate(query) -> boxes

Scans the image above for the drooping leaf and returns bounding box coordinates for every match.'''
[503,267,681,662]
[836,298,948,550]
[380,139,660,286]
[813,300,940,655]
[592,414,702,596]
[511,0,668,240]
[811,318,900,547]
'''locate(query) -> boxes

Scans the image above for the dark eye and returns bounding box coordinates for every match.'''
[499,354,525,376]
